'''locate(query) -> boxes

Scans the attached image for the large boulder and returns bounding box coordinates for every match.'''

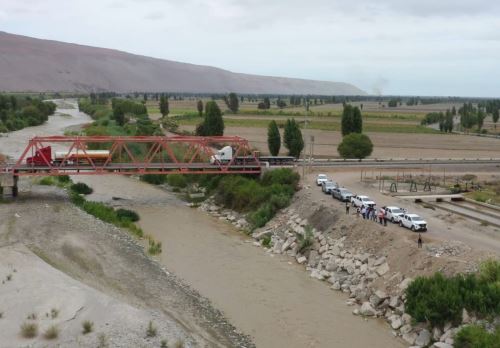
[359,302,376,316]
[252,229,273,240]
[415,329,431,347]
[375,262,390,276]
[402,332,417,345]
[432,343,453,348]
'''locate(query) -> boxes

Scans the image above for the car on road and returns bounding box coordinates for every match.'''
[332,188,353,202]
[383,206,406,223]
[351,195,376,208]
[322,181,337,194]
[316,174,328,186]
[399,214,428,232]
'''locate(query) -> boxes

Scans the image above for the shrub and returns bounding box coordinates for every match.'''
[44,325,59,339]
[57,175,71,184]
[297,226,314,253]
[20,322,38,338]
[248,203,275,228]
[70,182,93,195]
[261,168,300,189]
[116,209,140,222]
[455,325,500,348]
[405,261,500,327]
[39,177,55,186]
[140,174,167,185]
[146,321,157,337]
[167,174,188,188]
[82,320,94,334]
[148,239,162,255]
[262,235,272,248]
[337,133,373,159]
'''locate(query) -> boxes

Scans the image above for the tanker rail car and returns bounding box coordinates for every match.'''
[26,146,110,165]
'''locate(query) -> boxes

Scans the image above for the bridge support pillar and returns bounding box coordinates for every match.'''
[1,173,18,199]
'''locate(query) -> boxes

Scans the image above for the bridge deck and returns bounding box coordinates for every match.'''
[2,163,262,176]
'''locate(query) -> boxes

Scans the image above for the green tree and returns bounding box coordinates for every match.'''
[263,97,271,109]
[337,133,373,159]
[228,92,239,113]
[197,100,203,116]
[352,106,363,133]
[341,104,362,136]
[159,95,169,117]
[202,101,224,136]
[341,104,354,136]
[267,120,281,156]
[113,104,126,126]
[283,118,303,158]
[492,108,499,130]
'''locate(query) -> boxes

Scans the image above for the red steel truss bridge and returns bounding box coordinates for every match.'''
[0,135,263,177]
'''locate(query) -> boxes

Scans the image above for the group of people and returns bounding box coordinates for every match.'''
[345,201,424,248]
[346,202,388,226]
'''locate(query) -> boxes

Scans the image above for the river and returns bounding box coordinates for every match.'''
[1,100,404,348]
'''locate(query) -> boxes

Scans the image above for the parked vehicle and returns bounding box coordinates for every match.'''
[316,174,328,186]
[322,181,337,194]
[332,188,353,202]
[399,214,428,231]
[351,195,376,208]
[383,206,406,223]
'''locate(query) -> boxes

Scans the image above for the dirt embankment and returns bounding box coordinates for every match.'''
[0,185,253,347]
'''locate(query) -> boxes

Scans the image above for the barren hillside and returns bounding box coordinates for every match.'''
[0,31,365,95]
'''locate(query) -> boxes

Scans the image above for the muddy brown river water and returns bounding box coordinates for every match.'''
[1,100,404,348]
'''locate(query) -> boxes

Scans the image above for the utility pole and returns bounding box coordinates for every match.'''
[302,98,309,177]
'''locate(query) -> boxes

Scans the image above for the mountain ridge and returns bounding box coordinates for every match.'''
[0,31,366,95]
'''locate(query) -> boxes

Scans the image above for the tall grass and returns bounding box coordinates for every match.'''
[405,259,500,327]
[213,168,299,229]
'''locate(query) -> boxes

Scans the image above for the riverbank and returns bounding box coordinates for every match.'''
[0,184,251,347]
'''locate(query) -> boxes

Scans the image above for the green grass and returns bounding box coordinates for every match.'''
[455,325,500,348]
[176,117,437,134]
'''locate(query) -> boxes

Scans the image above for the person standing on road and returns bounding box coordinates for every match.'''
[345,201,350,215]
[361,205,366,219]
[378,208,384,224]
[417,233,423,248]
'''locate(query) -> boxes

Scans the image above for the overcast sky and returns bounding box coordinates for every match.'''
[1,0,500,97]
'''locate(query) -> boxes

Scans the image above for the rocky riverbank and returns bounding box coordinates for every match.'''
[199,186,495,348]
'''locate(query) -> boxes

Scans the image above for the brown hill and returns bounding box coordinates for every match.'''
[0,31,365,95]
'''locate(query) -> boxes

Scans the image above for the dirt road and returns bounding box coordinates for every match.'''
[306,168,500,254]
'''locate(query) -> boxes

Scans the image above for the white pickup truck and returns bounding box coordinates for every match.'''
[399,214,428,232]
[351,195,376,208]
[316,174,329,186]
[384,206,406,223]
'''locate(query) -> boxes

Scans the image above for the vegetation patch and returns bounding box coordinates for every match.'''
[213,168,299,229]
[70,182,93,195]
[44,325,59,339]
[405,259,500,327]
[455,324,500,348]
[20,322,38,338]
[82,320,94,334]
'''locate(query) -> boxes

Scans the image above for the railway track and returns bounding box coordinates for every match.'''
[424,200,500,228]
[299,158,500,168]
